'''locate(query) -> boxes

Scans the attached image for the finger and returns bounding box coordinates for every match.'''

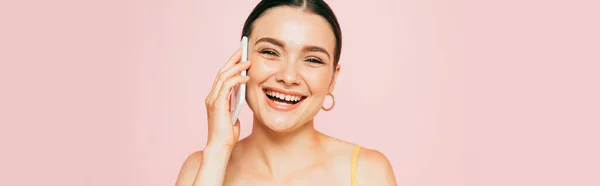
[219,48,243,74]
[207,49,243,103]
[209,48,242,92]
[210,61,252,101]
[214,75,250,107]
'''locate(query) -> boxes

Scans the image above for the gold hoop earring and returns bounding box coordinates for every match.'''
[322,93,335,111]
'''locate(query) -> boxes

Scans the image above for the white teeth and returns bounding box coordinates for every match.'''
[278,93,285,100]
[266,90,302,102]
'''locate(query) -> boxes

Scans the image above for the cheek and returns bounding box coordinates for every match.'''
[245,61,269,107]
[300,69,332,94]
[247,59,274,82]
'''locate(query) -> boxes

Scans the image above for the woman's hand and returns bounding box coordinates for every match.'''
[204,48,252,149]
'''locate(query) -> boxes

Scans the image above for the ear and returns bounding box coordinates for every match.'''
[328,64,341,94]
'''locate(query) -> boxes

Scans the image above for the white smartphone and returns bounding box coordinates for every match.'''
[230,36,249,124]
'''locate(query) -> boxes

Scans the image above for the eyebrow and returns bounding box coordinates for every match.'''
[255,37,331,59]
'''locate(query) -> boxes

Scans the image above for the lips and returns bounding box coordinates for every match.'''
[263,88,307,112]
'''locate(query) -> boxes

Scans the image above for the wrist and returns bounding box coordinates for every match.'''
[194,145,232,186]
[205,141,234,151]
[202,145,232,161]
[204,144,232,152]
[206,137,235,149]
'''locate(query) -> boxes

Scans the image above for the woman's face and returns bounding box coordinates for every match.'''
[245,6,340,132]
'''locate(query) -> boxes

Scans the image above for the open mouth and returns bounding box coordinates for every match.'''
[264,89,307,105]
[262,88,308,113]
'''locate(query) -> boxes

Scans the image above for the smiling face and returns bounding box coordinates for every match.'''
[245,6,341,132]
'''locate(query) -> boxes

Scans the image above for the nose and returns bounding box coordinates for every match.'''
[275,59,301,86]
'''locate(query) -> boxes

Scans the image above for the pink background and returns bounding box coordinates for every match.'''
[1,0,599,185]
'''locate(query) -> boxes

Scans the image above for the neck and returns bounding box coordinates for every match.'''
[243,117,325,177]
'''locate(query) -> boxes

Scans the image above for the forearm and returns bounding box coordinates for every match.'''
[193,145,232,186]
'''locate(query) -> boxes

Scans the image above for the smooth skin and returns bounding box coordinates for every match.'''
[176,6,397,186]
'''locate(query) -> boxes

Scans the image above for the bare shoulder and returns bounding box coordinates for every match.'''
[355,147,397,186]
[175,151,204,186]
[321,134,397,185]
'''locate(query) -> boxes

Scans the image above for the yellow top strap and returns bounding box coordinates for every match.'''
[351,145,361,186]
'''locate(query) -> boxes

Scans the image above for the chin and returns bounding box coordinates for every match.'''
[260,116,299,132]
[258,102,306,133]
[261,108,320,133]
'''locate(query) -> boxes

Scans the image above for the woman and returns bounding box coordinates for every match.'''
[176,0,397,185]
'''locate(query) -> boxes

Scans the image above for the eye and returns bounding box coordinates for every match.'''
[259,49,279,57]
[306,58,325,64]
